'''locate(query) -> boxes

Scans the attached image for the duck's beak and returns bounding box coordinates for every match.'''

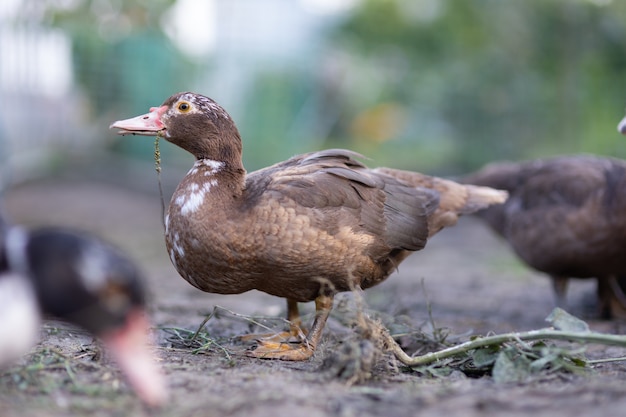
[110,106,168,136]
[100,309,168,407]
[619,115,626,135]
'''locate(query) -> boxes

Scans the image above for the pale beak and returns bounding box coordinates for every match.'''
[110,106,167,136]
[100,309,168,407]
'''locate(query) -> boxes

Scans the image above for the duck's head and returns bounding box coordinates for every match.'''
[110,92,241,160]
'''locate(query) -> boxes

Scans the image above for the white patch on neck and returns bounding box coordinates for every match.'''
[0,273,41,365]
[174,182,214,215]
[175,159,223,216]
[188,159,224,176]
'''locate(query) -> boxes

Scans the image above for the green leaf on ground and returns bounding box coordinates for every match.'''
[545,308,590,333]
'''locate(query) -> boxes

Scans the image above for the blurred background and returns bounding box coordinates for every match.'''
[1,0,626,189]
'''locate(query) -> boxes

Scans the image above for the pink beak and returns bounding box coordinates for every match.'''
[110,106,168,136]
[100,309,168,407]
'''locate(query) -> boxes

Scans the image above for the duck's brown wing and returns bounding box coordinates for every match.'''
[244,149,440,253]
[374,166,508,235]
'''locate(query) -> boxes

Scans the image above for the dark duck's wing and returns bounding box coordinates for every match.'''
[462,155,626,318]
[0,222,167,406]
[110,91,508,360]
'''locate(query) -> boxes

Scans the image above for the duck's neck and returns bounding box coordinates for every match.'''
[193,127,246,187]
[170,155,246,218]
[194,156,246,188]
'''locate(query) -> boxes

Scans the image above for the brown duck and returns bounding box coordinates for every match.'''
[462,155,626,318]
[110,92,507,360]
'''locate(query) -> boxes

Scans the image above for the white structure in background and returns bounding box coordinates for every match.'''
[164,0,356,118]
[0,1,77,185]
[0,27,72,97]
[164,0,356,58]
[0,0,357,185]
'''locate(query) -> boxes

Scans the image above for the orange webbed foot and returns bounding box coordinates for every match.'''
[246,338,315,361]
[242,295,333,362]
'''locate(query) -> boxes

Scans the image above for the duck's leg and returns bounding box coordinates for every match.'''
[246,294,333,361]
[598,275,626,319]
[551,275,569,308]
[597,276,613,319]
[285,298,306,337]
[238,299,306,343]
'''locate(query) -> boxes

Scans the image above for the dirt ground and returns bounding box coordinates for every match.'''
[2,170,626,417]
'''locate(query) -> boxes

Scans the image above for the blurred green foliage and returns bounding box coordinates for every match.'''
[44,0,188,113]
[42,0,195,160]
[32,0,626,173]
[326,0,626,172]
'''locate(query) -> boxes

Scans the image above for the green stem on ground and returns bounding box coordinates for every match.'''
[385,328,626,366]
[586,356,626,365]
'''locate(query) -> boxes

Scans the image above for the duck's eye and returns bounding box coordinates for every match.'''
[178,102,191,112]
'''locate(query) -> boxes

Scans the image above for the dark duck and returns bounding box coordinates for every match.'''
[462,155,626,318]
[0,217,166,406]
[110,92,508,361]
